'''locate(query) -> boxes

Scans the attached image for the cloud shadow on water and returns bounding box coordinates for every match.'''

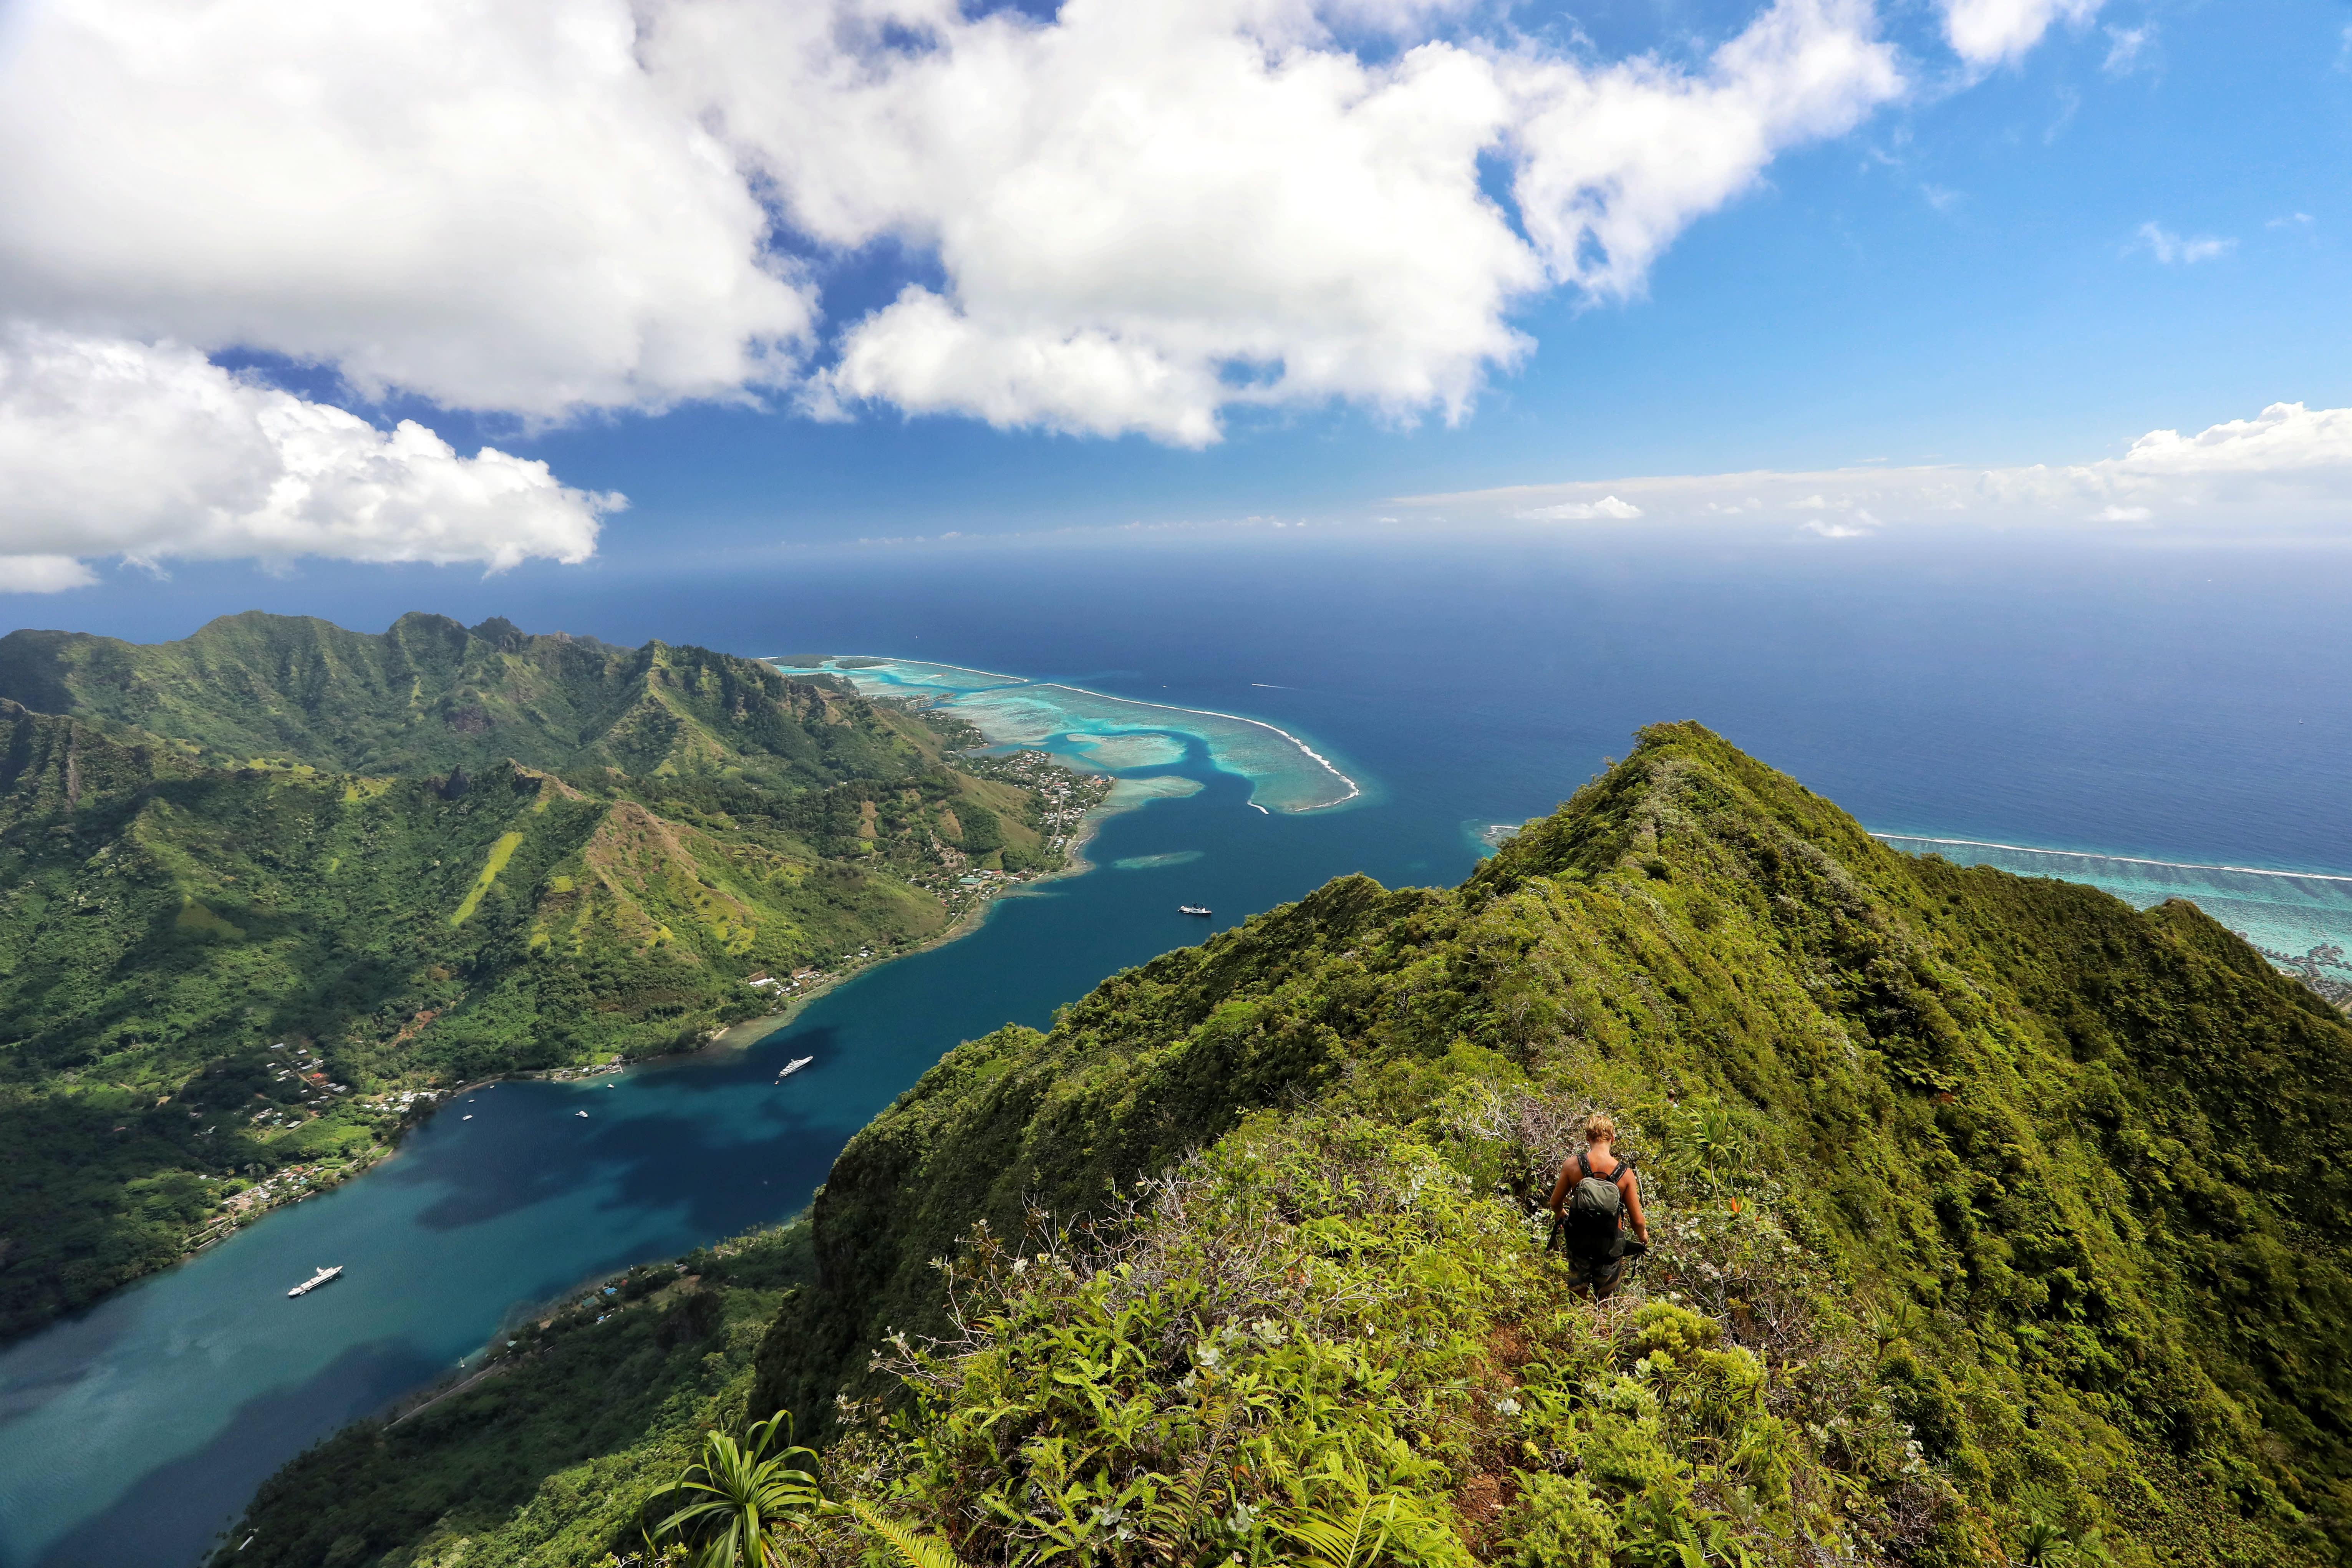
[25,1339,443,1568]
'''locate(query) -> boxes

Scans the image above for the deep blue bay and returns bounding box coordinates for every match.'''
[3,530,2349,1566]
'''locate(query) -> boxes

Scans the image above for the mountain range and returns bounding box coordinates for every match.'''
[0,612,1097,1342]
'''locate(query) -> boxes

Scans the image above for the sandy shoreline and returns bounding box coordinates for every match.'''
[155,784,1128,1268]
[151,750,1152,1281]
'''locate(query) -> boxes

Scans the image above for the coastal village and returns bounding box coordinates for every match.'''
[2260,939,2352,1012]
[910,746,1112,898]
[729,748,1113,1017]
[162,747,1117,1257]
[173,1045,449,1253]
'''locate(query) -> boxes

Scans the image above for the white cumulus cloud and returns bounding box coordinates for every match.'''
[671,0,1900,443]
[1517,495,1644,520]
[1506,0,1901,300]
[0,557,102,594]
[0,0,1916,446]
[2101,402,2352,476]
[1941,0,2102,68]
[0,0,2090,467]
[654,0,1545,444]
[1391,401,2352,540]
[0,328,619,592]
[0,0,814,420]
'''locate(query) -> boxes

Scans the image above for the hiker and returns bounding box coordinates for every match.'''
[1548,1113,1649,1299]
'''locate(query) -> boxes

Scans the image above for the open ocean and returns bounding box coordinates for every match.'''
[3,529,2347,1566]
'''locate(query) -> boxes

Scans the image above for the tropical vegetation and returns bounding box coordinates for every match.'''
[0,611,1102,1340]
[215,722,2352,1566]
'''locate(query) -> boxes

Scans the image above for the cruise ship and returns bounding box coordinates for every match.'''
[288,1265,343,1298]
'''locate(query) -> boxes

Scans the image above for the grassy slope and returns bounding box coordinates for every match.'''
[219,724,2352,1567]
[0,614,1095,1343]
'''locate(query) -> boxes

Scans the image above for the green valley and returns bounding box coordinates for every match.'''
[214,723,2352,1568]
[0,612,1106,1343]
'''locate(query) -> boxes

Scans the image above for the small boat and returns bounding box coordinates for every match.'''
[576,1110,589,1118]
[288,1265,343,1298]
[1179,905,1213,917]
[776,1056,815,1081]
[461,1114,472,1120]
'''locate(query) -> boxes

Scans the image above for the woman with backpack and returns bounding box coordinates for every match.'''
[1548,1113,1649,1299]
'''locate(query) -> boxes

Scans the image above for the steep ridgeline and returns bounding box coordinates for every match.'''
[0,610,905,786]
[0,613,1096,1343]
[219,725,2352,1568]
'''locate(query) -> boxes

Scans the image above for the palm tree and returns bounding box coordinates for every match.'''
[655,1414,823,1568]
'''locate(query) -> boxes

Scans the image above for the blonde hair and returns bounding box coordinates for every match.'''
[1583,1113,1617,1145]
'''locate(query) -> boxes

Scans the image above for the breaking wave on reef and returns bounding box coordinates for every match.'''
[1878,834,2352,979]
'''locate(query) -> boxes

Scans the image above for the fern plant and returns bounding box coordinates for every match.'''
[847,1498,970,1568]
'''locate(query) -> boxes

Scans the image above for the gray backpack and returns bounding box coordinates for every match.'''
[1562,1151,1625,1260]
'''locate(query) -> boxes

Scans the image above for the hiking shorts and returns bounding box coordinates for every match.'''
[1565,1250,1626,1296]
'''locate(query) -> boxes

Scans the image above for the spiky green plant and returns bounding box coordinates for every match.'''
[654,1414,823,1568]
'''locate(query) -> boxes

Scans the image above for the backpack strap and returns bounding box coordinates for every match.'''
[1580,1149,1629,1183]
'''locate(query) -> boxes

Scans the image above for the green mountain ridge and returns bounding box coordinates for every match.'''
[0,612,1103,1343]
[217,723,2352,1568]
[0,610,911,786]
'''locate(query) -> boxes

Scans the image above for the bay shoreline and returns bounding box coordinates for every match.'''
[55,756,1129,1336]
[700,771,1126,1054]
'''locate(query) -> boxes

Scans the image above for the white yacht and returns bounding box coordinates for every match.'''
[288,1265,343,1298]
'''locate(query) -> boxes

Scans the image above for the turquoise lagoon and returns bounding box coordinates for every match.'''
[792,657,1363,814]
[1876,835,2352,975]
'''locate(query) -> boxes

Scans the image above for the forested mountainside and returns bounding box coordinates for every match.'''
[0,613,1101,1343]
[0,610,912,788]
[221,724,2352,1568]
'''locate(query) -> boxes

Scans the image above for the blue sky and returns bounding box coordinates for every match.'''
[0,0,2347,605]
[567,1,2348,510]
